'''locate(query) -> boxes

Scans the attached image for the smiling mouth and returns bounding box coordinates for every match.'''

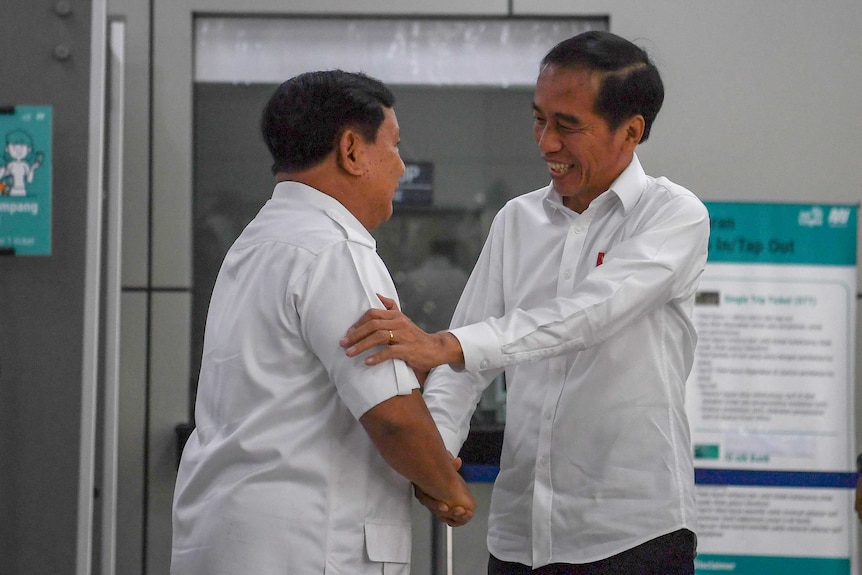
[547,161,573,176]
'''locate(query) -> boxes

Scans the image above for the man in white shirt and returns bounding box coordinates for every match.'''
[342,32,709,574]
[171,70,475,575]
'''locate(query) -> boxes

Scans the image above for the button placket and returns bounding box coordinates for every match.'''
[558,221,584,294]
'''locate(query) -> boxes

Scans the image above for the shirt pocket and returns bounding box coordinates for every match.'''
[364,519,412,565]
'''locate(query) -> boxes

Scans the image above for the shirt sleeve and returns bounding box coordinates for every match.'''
[297,240,419,419]
[451,193,710,373]
[422,215,508,454]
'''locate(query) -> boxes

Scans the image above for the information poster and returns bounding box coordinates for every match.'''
[0,106,52,255]
[689,202,858,574]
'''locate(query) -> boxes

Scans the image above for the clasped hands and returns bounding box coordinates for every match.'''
[418,455,474,527]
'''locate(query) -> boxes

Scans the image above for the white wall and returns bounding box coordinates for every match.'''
[105,0,862,573]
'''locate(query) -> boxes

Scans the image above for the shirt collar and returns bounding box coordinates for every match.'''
[271,180,376,247]
[543,153,648,218]
[607,153,648,214]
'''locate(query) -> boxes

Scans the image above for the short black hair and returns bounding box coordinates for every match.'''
[541,31,664,142]
[261,70,395,174]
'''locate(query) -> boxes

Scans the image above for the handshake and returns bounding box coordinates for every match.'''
[414,455,475,527]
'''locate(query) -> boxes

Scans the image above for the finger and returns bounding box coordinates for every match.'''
[447,505,467,517]
[415,489,450,514]
[346,337,396,361]
[459,512,474,525]
[413,488,463,521]
[376,293,399,311]
[435,506,472,524]
[351,308,380,327]
[341,320,391,351]
[451,456,463,472]
[441,510,473,527]
[345,309,390,336]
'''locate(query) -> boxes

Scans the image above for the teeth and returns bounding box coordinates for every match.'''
[548,161,571,174]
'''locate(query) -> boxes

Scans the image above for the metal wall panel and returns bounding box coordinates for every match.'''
[116,292,148,575]
[0,1,94,573]
[146,291,191,574]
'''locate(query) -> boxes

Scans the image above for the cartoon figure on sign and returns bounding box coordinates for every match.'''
[0,129,44,197]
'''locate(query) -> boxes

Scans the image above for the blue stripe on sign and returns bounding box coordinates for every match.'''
[460,466,859,487]
[695,468,858,488]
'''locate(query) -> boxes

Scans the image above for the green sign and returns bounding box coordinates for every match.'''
[0,106,52,255]
[705,202,857,266]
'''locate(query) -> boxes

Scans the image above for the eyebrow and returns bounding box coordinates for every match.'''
[532,102,581,126]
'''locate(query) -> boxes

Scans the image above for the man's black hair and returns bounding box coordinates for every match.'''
[542,31,664,142]
[261,70,395,173]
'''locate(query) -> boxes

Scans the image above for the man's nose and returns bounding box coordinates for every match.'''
[536,126,562,153]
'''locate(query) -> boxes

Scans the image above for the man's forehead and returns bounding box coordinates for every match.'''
[382,107,400,132]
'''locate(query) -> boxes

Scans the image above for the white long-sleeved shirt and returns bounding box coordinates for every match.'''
[172,182,418,575]
[423,154,709,567]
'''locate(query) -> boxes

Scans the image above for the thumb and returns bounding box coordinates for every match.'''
[376,293,399,311]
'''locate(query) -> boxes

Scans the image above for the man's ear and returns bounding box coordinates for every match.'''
[624,115,645,148]
[337,128,366,176]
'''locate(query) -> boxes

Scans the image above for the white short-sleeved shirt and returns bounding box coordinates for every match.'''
[424,155,709,567]
[171,182,419,575]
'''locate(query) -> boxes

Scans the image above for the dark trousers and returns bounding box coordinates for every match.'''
[487,529,696,575]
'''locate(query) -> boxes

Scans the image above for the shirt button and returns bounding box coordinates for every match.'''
[480,360,490,369]
[544,410,553,420]
[563,271,572,280]
[573,227,582,234]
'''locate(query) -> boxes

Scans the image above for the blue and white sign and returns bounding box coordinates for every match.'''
[689,202,858,575]
[0,105,52,255]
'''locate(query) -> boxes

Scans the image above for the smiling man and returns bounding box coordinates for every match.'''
[342,32,710,574]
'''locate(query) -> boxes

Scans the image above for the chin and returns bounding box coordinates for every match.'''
[371,206,394,230]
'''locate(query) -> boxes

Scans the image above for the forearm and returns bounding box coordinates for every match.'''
[360,390,473,510]
[424,364,495,455]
